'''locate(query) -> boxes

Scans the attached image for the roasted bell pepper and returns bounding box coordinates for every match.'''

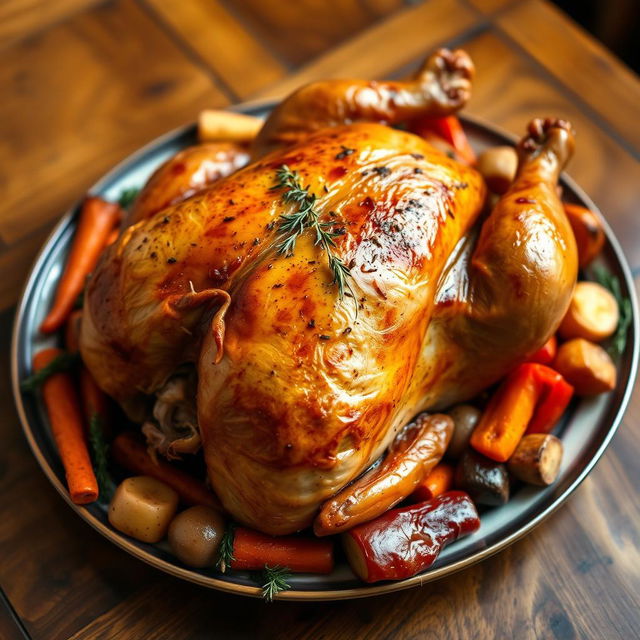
[342,491,480,583]
[528,335,557,365]
[470,363,573,462]
[411,115,476,165]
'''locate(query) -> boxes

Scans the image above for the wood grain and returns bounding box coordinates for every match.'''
[0,0,228,301]
[1,1,640,638]
[497,0,640,152]
[143,0,286,99]
[222,0,405,66]
[0,0,102,50]
[255,0,479,100]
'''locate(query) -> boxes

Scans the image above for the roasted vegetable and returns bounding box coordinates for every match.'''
[314,413,452,535]
[476,146,517,194]
[446,404,482,460]
[411,463,455,502]
[108,476,179,543]
[412,116,477,164]
[564,203,605,268]
[470,363,573,462]
[528,335,557,365]
[30,348,98,504]
[553,338,617,395]
[559,281,619,342]
[40,196,123,333]
[507,434,563,486]
[168,506,225,568]
[198,110,263,143]
[230,527,334,574]
[342,491,480,583]
[454,449,510,506]
[111,433,220,509]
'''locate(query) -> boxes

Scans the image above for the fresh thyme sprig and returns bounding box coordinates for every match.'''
[89,414,115,502]
[270,165,355,302]
[260,565,291,602]
[20,351,81,392]
[216,523,235,573]
[592,265,632,358]
[118,186,140,210]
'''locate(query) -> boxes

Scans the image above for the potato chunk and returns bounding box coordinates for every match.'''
[109,476,179,543]
[168,506,225,568]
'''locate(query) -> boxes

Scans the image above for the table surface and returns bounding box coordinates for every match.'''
[1,0,639,638]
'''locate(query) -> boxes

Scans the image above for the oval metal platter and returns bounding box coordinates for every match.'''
[11,102,639,600]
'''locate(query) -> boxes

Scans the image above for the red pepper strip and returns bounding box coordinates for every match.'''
[528,335,557,365]
[411,116,476,164]
[230,527,334,574]
[470,363,573,462]
[527,373,574,434]
[343,491,480,583]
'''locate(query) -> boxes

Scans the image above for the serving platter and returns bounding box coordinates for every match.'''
[11,102,639,600]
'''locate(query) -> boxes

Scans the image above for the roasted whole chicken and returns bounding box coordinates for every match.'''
[80,49,578,535]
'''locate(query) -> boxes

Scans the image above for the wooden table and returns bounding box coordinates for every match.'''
[1,0,639,638]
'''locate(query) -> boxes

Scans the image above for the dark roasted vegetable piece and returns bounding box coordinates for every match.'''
[563,203,605,268]
[455,449,509,506]
[446,404,481,460]
[342,491,480,583]
[507,434,563,486]
[315,413,453,535]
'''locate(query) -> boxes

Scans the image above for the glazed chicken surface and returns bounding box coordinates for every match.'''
[80,49,577,535]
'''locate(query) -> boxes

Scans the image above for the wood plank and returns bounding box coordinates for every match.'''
[254,0,479,100]
[497,0,640,151]
[223,0,404,66]
[0,0,228,308]
[465,0,517,13]
[462,31,640,269]
[144,0,286,99]
[0,0,102,50]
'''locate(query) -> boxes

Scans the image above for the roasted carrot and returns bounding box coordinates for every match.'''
[40,196,123,334]
[470,363,572,462]
[34,348,98,504]
[230,527,334,574]
[111,432,220,510]
[528,335,557,365]
[105,227,120,247]
[411,463,454,502]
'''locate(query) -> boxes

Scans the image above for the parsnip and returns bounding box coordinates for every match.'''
[198,110,263,143]
[507,434,563,486]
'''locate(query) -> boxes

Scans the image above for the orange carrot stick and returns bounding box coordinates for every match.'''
[34,348,98,504]
[40,197,123,334]
[470,364,542,462]
[105,227,119,247]
[230,527,334,574]
[111,432,220,510]
[528,335,557,365]
[411,463,455,502]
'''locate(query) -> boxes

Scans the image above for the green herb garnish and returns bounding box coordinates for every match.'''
[260,565,291,602]
[89,414,114,502]
[270,165,355,302]
[20,351,80,392]
[592,266,632,358]
[118,187,140,210]
[216,523,235,573]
